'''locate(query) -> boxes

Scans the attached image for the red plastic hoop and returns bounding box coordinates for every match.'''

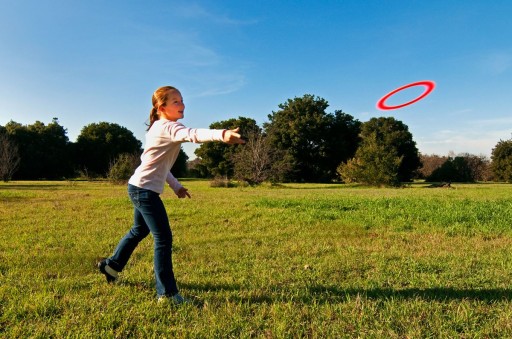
[377,80,435,110]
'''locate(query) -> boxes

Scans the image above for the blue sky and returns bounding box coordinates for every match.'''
[1,0,511,159]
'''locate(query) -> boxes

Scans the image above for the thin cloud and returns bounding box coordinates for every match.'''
[481,52,512,75]
[189,71,247,97]
[128,27,221,68]
[418,124,512,156]
[450,108,473,115]
[174,3,258,26]
[129,5,253,97]
[128,25,248,96]
[470,116,512,127]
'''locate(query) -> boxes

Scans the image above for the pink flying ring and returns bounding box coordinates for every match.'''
[377,80,436,110]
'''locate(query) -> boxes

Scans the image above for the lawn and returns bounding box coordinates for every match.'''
[1,180,512,337]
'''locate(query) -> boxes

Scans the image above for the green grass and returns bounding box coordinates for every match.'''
[2,180,512,337]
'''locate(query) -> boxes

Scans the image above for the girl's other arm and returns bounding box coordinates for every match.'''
[166,172,190,198]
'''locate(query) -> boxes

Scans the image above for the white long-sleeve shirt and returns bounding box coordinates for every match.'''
[129,119,225,194]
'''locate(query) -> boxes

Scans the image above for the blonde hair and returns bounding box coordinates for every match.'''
[147,86,179,131]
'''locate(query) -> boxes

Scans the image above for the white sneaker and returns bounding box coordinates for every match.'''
[158,293,191,305]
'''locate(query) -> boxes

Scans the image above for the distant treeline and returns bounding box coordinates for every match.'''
[2,94,512,185]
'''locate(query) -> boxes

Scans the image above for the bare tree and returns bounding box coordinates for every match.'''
[0,133,20,181]
[459,153,492,181]
[232,131,291,185]
[418,154,448,179]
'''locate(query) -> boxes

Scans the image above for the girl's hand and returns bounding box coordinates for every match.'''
[223,127,245,144]
[176,187,191,199]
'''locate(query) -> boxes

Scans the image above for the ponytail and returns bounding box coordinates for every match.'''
[146,86,179,131]
[147,107,159,131]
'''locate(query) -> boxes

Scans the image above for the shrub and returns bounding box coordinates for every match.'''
[107,153,140,183]
[337,133,403,187]
[209,176,236,188]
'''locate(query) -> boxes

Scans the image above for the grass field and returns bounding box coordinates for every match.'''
[2,180,512,337]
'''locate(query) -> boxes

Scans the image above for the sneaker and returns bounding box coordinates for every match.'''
[157,293,191,305]
[97,259,118,283]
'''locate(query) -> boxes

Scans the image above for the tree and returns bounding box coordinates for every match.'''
[337,132,403,186]
[426,156,473,182]
[463,153,492,181]
[419,153,491,182]
[231,131,292,184]
[418,154,448,179]
[171,147,189,178]
[359,117,421,182]
[4,118,73,179]
[491,139,512,182]
[75,122,142,177]
[194,117,259,178]
[0,128,20,181]
[337,117,420,186]
[264,94,360,182]
[187,158,209,178]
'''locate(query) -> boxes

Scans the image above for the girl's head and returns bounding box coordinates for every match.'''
[148,86,185,130]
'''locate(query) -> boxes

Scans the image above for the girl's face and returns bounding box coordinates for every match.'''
[158,90,185,121]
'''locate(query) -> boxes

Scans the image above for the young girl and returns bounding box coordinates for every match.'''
[98,85,244,304]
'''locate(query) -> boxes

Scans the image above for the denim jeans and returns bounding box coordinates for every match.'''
[107,184,178,297]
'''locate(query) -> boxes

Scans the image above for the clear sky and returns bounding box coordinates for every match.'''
[1,0,511,159]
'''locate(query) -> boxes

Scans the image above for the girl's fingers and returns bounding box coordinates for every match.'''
[224,127,245,144]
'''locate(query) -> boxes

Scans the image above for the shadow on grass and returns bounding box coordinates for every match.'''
[310,285,512,302]
[278,184,348,190]
[0,183,71,190]
[0,196,26,202]
[181,281,243,293]
[179,282,512,304]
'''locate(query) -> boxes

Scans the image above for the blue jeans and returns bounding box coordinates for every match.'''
[107,184,178,297]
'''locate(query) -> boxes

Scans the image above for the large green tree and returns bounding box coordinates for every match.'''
[4,118,73,179]
[361,117,421,182]
[171,147,189,178]
[0,127,21,181]
[74,122,142,177]
[194,117,259,178]
[264,94,360,182]
[338,117,421,186]
[338,132,403,186]
[491,139,512,182]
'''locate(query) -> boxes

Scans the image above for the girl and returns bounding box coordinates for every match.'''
[98,85,244,304]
